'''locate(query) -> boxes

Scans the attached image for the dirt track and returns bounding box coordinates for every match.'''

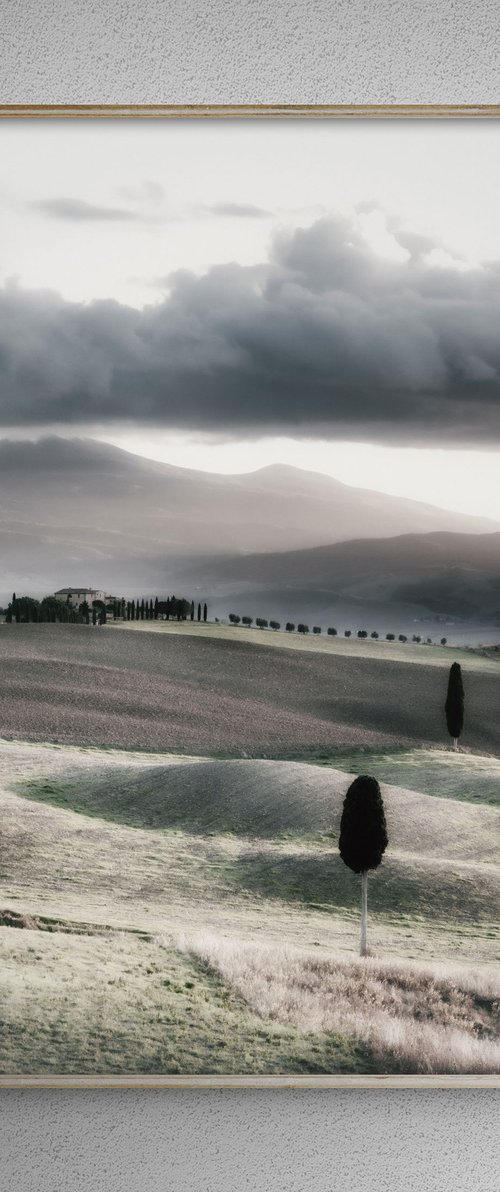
[0,624,499,755]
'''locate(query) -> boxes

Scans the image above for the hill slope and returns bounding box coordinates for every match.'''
[21,755,500,863]
[2,622,500,755]
[188,530,500,621]
[1,738,498,1074]
[3,740,499,938]
[1,436,498,599]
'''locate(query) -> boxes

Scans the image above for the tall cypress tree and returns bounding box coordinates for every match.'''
[339,776,388,956]
[197,602,201,622]
[190,600,195,621]
[203,602,207,623]
[445,662,464,750]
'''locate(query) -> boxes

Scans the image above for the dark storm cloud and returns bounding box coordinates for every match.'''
[2,215,500,443]
[32,197,138,222]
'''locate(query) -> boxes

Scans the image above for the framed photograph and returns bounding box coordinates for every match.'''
[0,106,499,1088]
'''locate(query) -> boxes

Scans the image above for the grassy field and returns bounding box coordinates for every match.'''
[0,622,499,1074]
[0,928,379,1076]
[317,748,500,806]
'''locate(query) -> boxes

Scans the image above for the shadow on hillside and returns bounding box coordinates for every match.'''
[224,851,497,926]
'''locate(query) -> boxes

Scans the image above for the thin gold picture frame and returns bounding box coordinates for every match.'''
[0,101,498,1090]
[1,103,500,118]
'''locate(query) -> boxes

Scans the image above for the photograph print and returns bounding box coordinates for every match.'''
[0,116,499,1079]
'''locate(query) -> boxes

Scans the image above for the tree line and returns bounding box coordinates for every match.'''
[3,592,208,627]
[228,613,447,645]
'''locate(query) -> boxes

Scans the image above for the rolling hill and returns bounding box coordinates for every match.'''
[1,622,500,756]
[0,736,498,1073]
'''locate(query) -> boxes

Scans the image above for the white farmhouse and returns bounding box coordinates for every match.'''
[53,587,107,609]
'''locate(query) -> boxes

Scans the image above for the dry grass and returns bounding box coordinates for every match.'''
[180,936,500,1075]
[0,927,375,1075]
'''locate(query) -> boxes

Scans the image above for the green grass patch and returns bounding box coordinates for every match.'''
[0,928,377,1075]
[316,748,500,806]
[221,849,500,929]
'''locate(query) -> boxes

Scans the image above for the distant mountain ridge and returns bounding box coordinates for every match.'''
[0,436,498,610]
[0,436,497,550]
[183,531,500,622]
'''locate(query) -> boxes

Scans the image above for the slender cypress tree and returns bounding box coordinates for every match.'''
[445,662,464,750]
[197,602,201,622]
[154,597,159,621]
[203,602,207,623]
[339,776,388,956]
[190,600,195,621]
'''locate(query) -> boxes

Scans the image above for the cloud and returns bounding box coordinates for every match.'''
[206,202,271,219]
[1,214,500,444]
[31,197,138,222]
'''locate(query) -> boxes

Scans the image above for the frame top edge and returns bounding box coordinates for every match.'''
[1,103,500,119]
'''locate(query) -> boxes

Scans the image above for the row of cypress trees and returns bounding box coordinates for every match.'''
[4,592,209,625]
[225,614,449,645]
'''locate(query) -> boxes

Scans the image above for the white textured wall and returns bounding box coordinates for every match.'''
[1,0,500,104]
[1,2,499,1188]
[1,1089,500,1191]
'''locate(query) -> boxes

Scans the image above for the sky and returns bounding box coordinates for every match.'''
[1,118,500,519]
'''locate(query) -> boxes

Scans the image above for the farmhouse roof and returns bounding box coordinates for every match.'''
[54,587,99,595]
